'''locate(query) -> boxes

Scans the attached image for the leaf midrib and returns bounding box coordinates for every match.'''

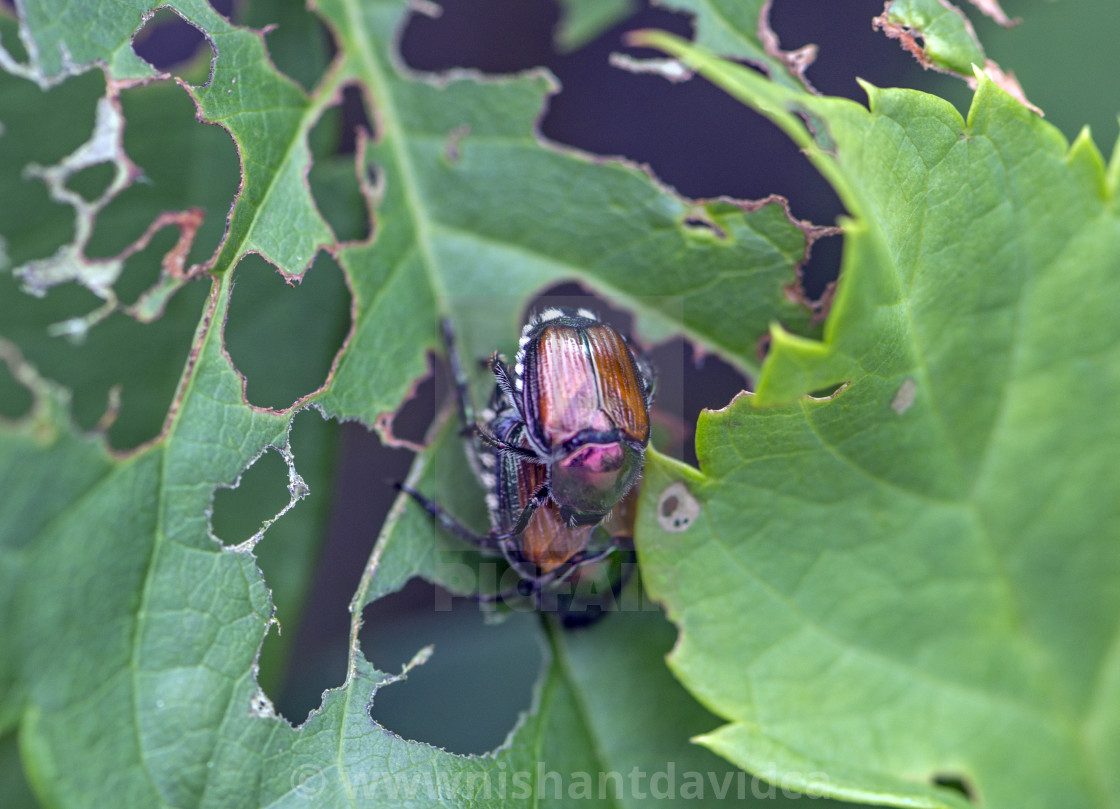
[338,0,451,319]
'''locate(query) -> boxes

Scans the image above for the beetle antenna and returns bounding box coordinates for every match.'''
[488,352,519,409]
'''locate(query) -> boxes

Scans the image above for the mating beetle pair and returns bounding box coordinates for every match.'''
[400,307,655,624]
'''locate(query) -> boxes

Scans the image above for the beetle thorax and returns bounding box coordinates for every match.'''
[550,440,641,525]
[561,441,625,474]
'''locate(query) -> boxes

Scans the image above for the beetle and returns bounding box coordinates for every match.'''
[399,306,655,624]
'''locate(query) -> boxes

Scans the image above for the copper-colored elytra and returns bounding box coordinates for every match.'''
[515,454,587,572]
[520,502,592,573]
[584,323,650,444]
[534,325,599,445]
[533,323,649,447]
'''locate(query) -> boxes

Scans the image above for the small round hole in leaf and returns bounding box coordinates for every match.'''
[660,494,679,517]
[657,481,699,533]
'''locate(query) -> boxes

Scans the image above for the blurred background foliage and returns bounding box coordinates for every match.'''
[1,0,1117,805]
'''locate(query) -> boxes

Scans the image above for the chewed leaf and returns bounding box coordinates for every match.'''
[310,0,821,432]
[12,89,160,338]
[637,30,1120,809]
[5,1,335,341]
[874,0,987,75]
[652,1,811,88]
[872,0,1036,111]
[1,2,826,808]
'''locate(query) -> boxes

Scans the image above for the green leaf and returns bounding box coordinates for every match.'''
[877,0,986,76]
[0,0,156,83]
[1,305,788,808]
[651,0,808,91]
[311,0,815,426]
[554,0,635,51]
[634,30,1120,809]
[1,2,830,808]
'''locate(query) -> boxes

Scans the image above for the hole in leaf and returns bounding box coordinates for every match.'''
[359,579,542,755]
[379,360,440,448]
[799,228,843,303]
[0,69,101,268]
[206,0,235,21]
[240,410,344,708]
[210,448,292,546]
[932,772,976,802]
[266,421,416,724]
[0,270,210,449]
[682,216,728,240]
[225,251,351,410]
[308,94,372,243]
[111,225,181,307]
[808,382,846,400]
[0,356,33,420]
[339,85,375,155]
[400,0,558,74]
[768,0,936,100]
[131,8,214,81]
[243,0,335,92]
[95,76,239,266]
[64,163,116,205]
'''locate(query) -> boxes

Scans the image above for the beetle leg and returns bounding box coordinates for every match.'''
[502,483,550,539]
[440,319,504,484]
[395,483,503,552]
